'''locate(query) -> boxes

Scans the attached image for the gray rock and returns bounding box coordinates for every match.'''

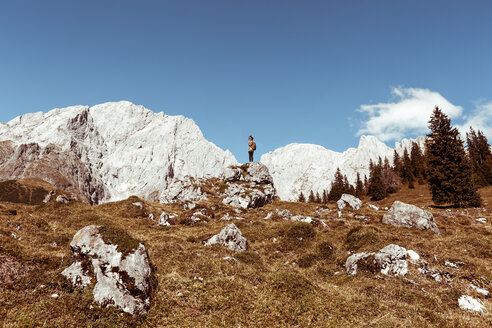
[203,223,248,252]
[220,167,243,182]
[458,295,485,312]
[158,211,177,226]
[43,191,55,203]
[61,225,152,315]
[56,194,69,204]
[337,194,362,210]
[382,201,440,234]
[346,244,408,276]
[132,202,143,209]
[244,162,274,184]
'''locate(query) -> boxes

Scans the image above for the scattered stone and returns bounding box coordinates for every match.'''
[264,212,273,220]
[132,202,143,209]
[476,218,487,224]
[272,237,278,243]
[384,207,388,210]
[403,278,418,285]
[158,211,175,226]
[382,201,440,234]
[367,204,379,211]
[470,285,489,296]
[50,242,57,247]
[61,225,153,315]
[43,191,55,203]
[418,262,453,283]
[203,223,248,252]
[223,256,238,262]
[445,261,458,268]
[458,295,485,313]
[337,194,362,210]
[148,214,154,221]
[56,194,69,204]
[315,207,331,215]
[406,250,420,262]
[346,244,408,276]
[234,208,242,214]
[337,211,342,218]
[11,232,22,240]
[183,202,197,210]
[354,215,370,221]
[220,214,244,221]
[51,293,59,298]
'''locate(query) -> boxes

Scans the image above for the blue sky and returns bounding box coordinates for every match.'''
[1,1,491,163]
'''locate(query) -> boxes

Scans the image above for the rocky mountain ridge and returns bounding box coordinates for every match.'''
[0,101,238,203]
[1,101,425,203]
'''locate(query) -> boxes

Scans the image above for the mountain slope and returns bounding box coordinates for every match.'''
[0,101,238,203]
[260,135,426,201]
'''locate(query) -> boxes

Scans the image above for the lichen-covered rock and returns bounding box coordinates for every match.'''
[382,201,440,234]
[203,223,248,252]
[61,225,153,315]
[159,177,207,204]
[346,244,408,276]
[337,194,362,210]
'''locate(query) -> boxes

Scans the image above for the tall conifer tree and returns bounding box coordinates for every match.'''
[426,107,481,207]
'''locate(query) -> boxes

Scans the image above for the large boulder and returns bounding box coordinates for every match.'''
[220,163,276,209]
[382,201,440,234]
[244,162,274,184]
[337,194,362,210]
[346,244,408,276]
[203,223,248,252]
[61,225,153,315]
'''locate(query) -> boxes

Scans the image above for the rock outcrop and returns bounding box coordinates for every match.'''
[203,223,248,252]
[159,177,207,204]
[61,225,153,315]
[221,163,276,209]
[382,201,440,234]
[337,194,362,210]
[346,244,408,276]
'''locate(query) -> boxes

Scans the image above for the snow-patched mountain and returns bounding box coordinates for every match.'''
[0,101,238,203]
[260,135,426,201]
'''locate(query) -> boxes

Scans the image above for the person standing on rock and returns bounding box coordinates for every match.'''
[248,135,256,162]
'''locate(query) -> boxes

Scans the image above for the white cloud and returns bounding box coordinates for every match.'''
[457,101,492,139]
[357,87,463,141]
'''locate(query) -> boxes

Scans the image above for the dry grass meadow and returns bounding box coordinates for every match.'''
[0,180,491,327]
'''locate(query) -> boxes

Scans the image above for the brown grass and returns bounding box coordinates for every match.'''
[0,183,490,327]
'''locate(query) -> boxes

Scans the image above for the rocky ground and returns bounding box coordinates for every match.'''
[0,165,491,327]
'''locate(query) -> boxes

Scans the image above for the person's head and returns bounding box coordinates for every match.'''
[249,135,253,141]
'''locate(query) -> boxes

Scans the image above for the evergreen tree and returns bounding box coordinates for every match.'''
[355,172,364,197]
[298,192,306,203]
[426,107,482,207]
[328,168,345,201]
[308,190,315,203]
[466,127,492,186]
[363,175,369,195]
[393,149,402,176]
[322,190,329,204]
[410,142,425,184]
[315,192,321,203]
[368,159,387,201]
[402,148,415,188]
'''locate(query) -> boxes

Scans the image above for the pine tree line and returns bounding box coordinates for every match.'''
[298,107,491,207]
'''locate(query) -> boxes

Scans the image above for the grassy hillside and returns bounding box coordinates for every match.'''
[0,182,490,327]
